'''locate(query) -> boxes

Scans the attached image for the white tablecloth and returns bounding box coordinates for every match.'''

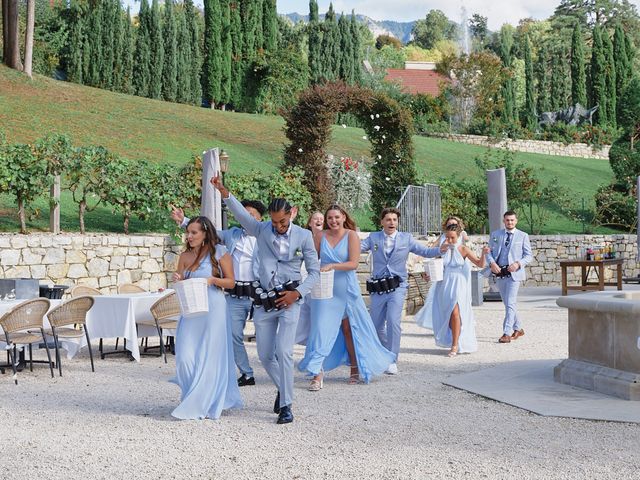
[85,291,174,362]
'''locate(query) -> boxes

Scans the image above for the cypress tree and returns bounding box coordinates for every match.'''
[112,3,124,92]
[590,25,608,126]
[220,0,232,107]
[162,0,178,102]
[100,0,116,89]
[570,22,587,107]
[229,0,243,107]
[522,34,536,131]
[185,0,202,105]
[121,7,134,94]
[613,23,630,116]
[625,34,635,69]
[133,0,151,97]
[148,0,165,100]
[603,30,616,128]
[203,0,223,107]
[85,1,103,87]
[308,0,323,84]
[262,0,277,52]
[536,43,550,114]
[550,46,570,111]
[350,11,362,84]
[320,4,339,81]
[499,26,516,124]
[67,1,84,84]
[241,0,257,60]
[175,4,191,104]
[338,12,353,83]
[254,0,264,53]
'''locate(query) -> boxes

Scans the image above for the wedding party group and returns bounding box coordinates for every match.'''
[167,175,532,423]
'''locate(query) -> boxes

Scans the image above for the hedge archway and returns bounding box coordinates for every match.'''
[282,82,416,223]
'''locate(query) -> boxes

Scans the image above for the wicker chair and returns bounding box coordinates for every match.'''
[405,273,432,315]
[117,283,147,294]
[0,298,54,384]
[69,285,101,297]
[44,296,95,376]
[137,292,180,363]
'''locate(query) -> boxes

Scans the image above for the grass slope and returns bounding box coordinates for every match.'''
[0,65,614,233]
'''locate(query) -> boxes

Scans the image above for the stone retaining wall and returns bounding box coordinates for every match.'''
[1,233,638,294]
[429,133,609,160]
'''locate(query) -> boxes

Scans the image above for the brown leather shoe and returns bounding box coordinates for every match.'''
[511,329,525,340]
[498,334,511,343]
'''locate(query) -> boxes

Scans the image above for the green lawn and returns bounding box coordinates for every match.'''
[0,65,615,234]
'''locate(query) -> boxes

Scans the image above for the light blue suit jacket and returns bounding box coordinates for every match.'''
[485,228,532,282]
[361,231,440,283]
[223,194,320,297]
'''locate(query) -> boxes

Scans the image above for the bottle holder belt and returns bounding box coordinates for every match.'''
[366,275,401,295]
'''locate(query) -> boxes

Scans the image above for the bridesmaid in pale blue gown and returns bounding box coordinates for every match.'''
[171,216,243,419]
[420,224,488,357]
[416,216,468,330]
[298,205,395,390]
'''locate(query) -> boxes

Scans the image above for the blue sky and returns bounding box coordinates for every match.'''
[126,1,640,30]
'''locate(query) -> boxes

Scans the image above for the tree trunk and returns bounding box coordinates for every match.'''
[123,214,130,234]
[79,200,86,234]
[6,0,22,70]
[49,175,60,233]
[23,0,35,77]
[2,0,9,62]
[18,197,26,234]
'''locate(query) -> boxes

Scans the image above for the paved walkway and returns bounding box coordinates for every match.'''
[1,286,638,479]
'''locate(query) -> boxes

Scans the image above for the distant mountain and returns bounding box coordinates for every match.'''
[283,13,415,44]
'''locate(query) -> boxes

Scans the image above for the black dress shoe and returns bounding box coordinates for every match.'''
[237,374,255,387]
[276,405,293,424]
[273,391,280,414]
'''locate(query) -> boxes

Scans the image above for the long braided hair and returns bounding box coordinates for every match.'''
[184,216,222,279]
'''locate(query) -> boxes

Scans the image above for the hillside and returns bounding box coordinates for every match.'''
[0,65,614,233]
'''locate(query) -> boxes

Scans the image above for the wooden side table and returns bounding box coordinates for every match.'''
[559,258,623,295]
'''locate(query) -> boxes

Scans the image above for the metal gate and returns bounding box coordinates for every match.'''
[395,184,441,236]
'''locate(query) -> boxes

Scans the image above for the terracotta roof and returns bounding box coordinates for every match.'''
[384,69,449,96]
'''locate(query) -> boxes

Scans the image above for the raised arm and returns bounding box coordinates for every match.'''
[210,175,262,237]
[462,245,489,269]
[360,235,371,253]
[409,236,442,258]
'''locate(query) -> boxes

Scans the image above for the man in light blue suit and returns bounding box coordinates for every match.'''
[361,207,441,374]
[171,200,266,387]
[211,175,320,425]
[485,210,532,343]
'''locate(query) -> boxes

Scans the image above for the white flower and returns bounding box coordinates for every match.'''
[382,135,386,139]
[362,135,367,140]
[377,155,382,159]
[298,148,303,153]
[375,114,380,118]
[385,177,391,181]
[370,114,375,120]
[342,124,347,128]
[374,125,380,131]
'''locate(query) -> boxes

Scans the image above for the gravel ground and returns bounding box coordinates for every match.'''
[1,294,638,480]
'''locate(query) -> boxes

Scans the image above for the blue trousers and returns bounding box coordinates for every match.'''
[253,303,300,409]
[496,277,521,335]
[227,297,254,377]
[369,286,407,361]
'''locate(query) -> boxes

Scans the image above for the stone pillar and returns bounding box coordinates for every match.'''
[50,175,61,234]
[201,148,223,229]
[486,168,507,233]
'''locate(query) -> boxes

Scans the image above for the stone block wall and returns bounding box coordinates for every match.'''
[1,233,639,294]
[429,133,610,160]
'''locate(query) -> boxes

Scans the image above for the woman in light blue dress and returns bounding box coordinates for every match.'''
[418,224,487,356]
[171,216,243,419]
[416,216,468,330]
[298,205,395,390]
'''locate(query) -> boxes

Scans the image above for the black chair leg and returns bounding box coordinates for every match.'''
[40,329,55,379]
[115,337,119,350]
[85,330,95,372]
[6,334,17,385]
[28,343,33,372]
[155,325,165,363]
[99,338,103,353]
[52,331,62,377]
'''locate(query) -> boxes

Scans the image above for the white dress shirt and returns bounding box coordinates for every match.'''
[233,231,256,281]
[384,231,398,256]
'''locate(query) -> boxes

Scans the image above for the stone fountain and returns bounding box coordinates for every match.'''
[555,291,640,400]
